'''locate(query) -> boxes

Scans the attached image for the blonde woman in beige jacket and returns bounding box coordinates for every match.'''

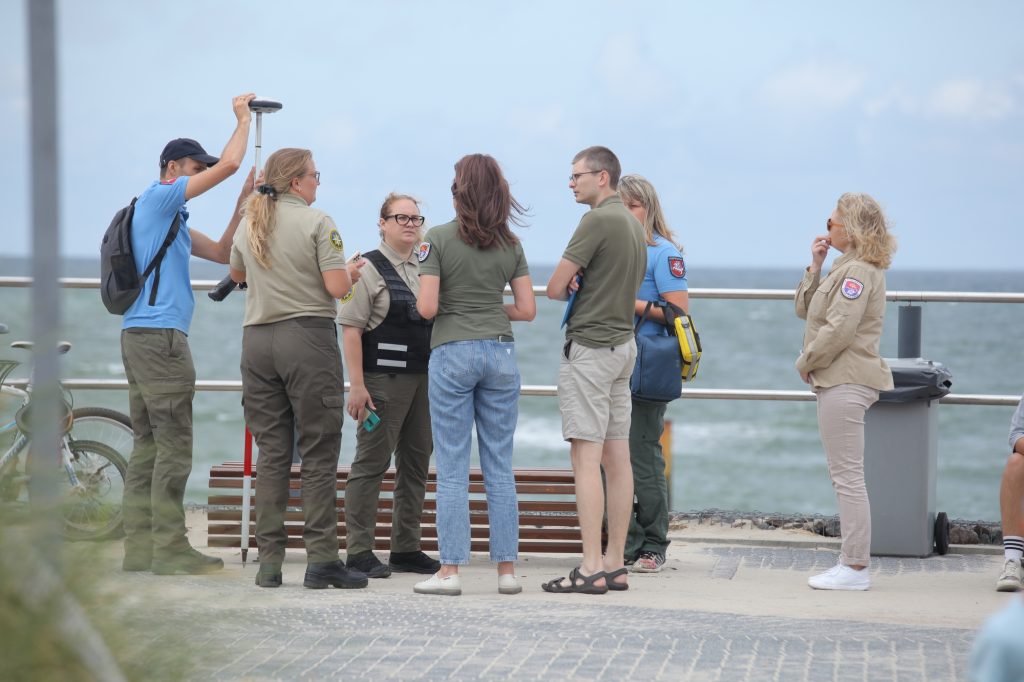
[795,192,897,591]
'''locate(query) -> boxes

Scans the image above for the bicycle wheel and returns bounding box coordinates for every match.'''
[69,407,133,463]
[59,438,127,541]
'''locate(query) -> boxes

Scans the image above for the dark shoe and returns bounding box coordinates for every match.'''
[255,564,282,588]
[541,566,608,595]
[151,549,225,575]
[605,567,630,591]
[347,551,391,578]
[122,551,152,572]
[389,550,441,574]
[303,560,368,589]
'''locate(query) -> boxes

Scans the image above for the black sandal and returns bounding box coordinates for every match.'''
[604,567,629,591]
[541,566,608,594]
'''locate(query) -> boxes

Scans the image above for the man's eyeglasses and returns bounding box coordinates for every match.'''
[569,170,603,184]
[385,213,426,227]
[827,218,844,231]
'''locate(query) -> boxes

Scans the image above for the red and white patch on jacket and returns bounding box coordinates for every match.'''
[841,277,864,299]
[668,256,686,278]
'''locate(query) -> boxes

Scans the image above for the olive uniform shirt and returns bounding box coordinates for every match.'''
[563,195,646,348]
[336,240,420,331]
[418,220,530,349]
[229,193,347,327]
[795,251,893,391]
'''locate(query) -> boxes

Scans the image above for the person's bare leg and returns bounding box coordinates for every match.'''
[567,438,607,588]
[1001,452,1024,541]
[602,438,633,587]
[437,564,459,578]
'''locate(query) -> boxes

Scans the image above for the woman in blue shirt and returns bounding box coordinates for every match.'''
[618,174,689,573]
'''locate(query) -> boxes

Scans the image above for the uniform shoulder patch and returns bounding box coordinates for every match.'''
[329,230,344,253]
[417,242,431,262]
[668,256,686,278]
[340,285,355,303]
[841,277,864,299]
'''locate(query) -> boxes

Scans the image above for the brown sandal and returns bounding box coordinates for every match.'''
[604,567,629,591]
[541,567,608,594]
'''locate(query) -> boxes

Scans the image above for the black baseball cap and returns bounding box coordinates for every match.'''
[159,138,219,167]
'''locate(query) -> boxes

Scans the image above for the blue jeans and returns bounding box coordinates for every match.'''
[429,339,520,564]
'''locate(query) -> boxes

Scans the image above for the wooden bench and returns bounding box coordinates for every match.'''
[207,465,585,554]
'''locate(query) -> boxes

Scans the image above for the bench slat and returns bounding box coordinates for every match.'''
[208,465,583,554]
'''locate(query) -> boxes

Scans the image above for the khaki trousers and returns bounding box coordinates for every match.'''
[343,372,432,556]
[815,383,879,567]
[121,328,195,560]
[241,317,345,565]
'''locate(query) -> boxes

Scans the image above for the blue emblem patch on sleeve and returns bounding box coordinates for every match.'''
[417,242,431,262]
[841,277,864,299]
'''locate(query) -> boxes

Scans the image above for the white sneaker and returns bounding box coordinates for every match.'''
[498,574,522,595]
[413,573,462,596]
[808,564,870,591]
[996,558,1023,592]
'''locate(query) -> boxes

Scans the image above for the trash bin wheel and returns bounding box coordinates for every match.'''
[934,511,950,555]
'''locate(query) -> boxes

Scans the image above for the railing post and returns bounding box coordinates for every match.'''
[898,304,922,358]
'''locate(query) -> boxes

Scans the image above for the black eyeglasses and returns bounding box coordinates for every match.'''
[827,218,844,231]
[384,213,426,227]
[569,170,603,183]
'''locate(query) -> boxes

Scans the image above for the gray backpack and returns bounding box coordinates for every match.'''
[100,198,181,314]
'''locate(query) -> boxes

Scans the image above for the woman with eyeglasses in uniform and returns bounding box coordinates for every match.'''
[796,192,896,591]
[229,148,366,590]
[337,194,441,579]
[412,154,536,597]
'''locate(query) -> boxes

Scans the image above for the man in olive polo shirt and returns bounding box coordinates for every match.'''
[544,146,646,593]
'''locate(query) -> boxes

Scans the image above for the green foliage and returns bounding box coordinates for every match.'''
[0,515,191,682]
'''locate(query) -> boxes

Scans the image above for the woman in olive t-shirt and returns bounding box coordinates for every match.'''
[412,154,536,597]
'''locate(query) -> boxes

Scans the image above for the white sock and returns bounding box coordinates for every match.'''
[1004,535,1024,562]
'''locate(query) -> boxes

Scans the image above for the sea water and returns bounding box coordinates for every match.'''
[1,260,1021,521]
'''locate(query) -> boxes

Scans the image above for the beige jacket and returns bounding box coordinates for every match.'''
[795,252,893,391]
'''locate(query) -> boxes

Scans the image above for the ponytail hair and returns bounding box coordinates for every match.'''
[242,148,312,268]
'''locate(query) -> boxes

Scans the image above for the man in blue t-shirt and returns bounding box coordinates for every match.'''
[121,93,255,575]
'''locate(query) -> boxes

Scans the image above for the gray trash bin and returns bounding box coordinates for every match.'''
[863,358,953,557]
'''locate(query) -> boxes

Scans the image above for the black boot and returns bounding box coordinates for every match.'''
[151,548,224,575]
[255,563,283,588]
[346,551,391,578]
[303,560,368,589]
[389,550,441,574]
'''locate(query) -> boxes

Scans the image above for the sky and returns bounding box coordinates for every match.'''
[2,1,1023,271]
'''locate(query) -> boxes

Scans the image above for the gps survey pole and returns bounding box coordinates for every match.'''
[248,98,283,190]
[236,99,281,566]
[207,98,283,302]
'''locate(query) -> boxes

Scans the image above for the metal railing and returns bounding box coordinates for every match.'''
[1,276,1021,406]
[3,276,1024,304]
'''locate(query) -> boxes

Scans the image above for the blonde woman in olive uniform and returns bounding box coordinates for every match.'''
[229,147,366,590]
[795,192,896,591]
[338,193,440,579]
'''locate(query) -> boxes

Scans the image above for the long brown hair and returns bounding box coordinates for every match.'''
[242,148,312,268]
[451,154,526,249]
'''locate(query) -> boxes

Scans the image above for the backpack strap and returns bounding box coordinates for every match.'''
[635,300,688,335]
[142,212,182,307]
[634,301,657,334]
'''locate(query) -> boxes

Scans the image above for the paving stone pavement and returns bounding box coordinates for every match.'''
[114,545,1002,681]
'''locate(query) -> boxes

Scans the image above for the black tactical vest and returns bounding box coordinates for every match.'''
[360,250,432,374]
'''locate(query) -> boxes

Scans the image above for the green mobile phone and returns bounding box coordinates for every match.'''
[363,409,381,432]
